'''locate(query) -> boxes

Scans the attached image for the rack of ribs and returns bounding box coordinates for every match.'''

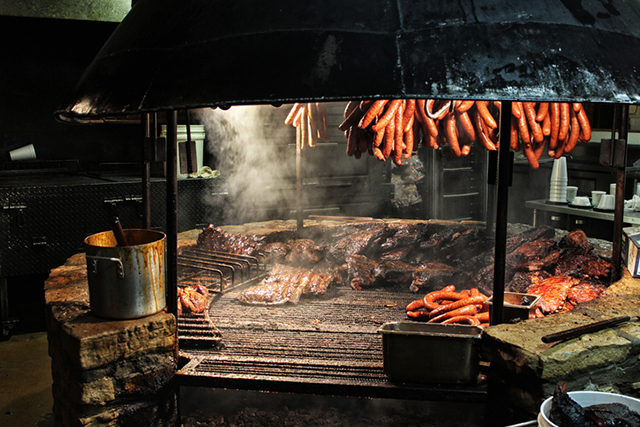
[237,264,341,305]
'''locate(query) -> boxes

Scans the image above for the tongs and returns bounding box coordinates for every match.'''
[541,315,639,343]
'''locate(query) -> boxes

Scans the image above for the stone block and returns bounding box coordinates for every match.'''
[72,352,177,405]
[60,311,176,371]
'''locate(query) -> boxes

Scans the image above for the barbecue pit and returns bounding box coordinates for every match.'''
[50,0,640,425]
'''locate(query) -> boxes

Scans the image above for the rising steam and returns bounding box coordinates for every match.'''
[195,105,296,224]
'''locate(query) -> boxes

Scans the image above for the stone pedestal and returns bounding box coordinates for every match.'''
[45,253,178,426]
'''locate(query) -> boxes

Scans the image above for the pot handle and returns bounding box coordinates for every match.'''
[86,255,125,279]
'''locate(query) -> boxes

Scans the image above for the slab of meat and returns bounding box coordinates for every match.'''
[379,247,411,261]
[438,227,493,266]
[414,228,457,260]
[507,271,552,294]
[342,255,418,290]
[554,246,611,280]
[470,226,558,292]
[379,223,428,256]
[177,284,209,316]
[513,237,558,260]
[343,255,377,290]
[567,281,606,306]
[310,221,387,245]
[559,229,590,248]
[327,225,389,264]
[262,242,291,264]
[197,225,266,256]
[283,239,325,266]
[383,222,428,245]
[506,225,556,251]
[237,264,340,305]
[527,275,580,315]
[410,262,461,293]
[372,260,416,286]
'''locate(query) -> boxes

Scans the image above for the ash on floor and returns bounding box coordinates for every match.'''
[180,387,485,427]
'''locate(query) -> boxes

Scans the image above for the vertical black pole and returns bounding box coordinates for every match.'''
[296,124,303,233]
[612,105,629,282]
[166,111,178,319]
[141,113,152,229]
[166,110,181,427]
[491,100,511,325]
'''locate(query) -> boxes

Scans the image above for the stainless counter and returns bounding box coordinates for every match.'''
[525,199,640,226]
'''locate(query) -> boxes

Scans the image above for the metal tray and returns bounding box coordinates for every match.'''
[378,322,482,384]
[485,292,541,323]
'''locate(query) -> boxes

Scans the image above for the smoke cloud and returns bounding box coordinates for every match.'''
[195,105,298,224]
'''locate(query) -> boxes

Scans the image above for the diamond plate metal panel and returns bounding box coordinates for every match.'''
[0,178,224,277]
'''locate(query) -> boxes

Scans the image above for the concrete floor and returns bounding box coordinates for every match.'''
[0,332,54,427]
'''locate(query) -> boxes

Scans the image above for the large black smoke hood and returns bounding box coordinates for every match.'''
[54,0,640,323]
[56,0,640,122]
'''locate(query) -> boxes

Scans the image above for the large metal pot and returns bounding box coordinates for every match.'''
[84,229,166,319]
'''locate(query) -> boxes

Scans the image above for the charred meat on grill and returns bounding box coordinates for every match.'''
[527,275,580,315]
[507,270,552,294]
[410,262,465,293]
[554,246,611,281]
[380,223,428,251]
[513,237,558,261]
[372,260,416,286]
[507,225,556,250]
[414,228,457,261]
[343,255,377,290]
[283,239,325,266]
[197,222,611,316]
[177,284,210,316]
[237,264,340,305]
[560,229,590,248]
[567,282,606,306]
[471,226,559,294]
[327,224,389,264]
[311,221,387,246]
[343,255,417,290]
[378,222,428,260]
[379,246,411,261]
[198,225,266,256]
[261,242,291,264]
[438,227,494,266]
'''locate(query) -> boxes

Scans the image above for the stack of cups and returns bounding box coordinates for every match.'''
[549,157,568,203]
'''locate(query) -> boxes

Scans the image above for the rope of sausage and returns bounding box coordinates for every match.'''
[405,285,490,327]
[335,99,591,169]
[284,102,330,150]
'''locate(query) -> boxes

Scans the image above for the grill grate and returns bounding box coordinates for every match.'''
[177,311,224,347]
[177,249,268,347]
[178,249,265,293]
[176,285,487,402]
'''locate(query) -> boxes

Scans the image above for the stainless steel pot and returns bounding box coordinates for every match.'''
[84,229,166,319]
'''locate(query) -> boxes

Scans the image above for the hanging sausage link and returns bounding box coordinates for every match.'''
[309,99,592,169]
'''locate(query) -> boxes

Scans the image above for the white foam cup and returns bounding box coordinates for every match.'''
[550,157,568,182]
[592,191,606,206]
[566,186,578,203]
[9,144,36,161]
[597,194,616,210]
[571,196,590,207]
[610,183,617,195]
